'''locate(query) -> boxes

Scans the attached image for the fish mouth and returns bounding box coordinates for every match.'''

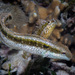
[46,52,71,61]
[60,51,72,61]
[56,54,70,61]
[66,51,72,60]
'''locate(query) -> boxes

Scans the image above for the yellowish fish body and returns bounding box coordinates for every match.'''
[40,19,57,38]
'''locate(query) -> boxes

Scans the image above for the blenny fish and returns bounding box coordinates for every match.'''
[36,19,57,38]
[0,13,72,60]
